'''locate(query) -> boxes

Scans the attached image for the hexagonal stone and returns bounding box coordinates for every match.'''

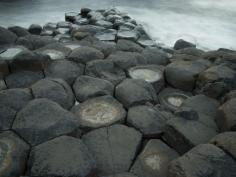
[28,136,96,177]
[95,20,113,28]
[103,173,138,177]
[173,39,196,50]
[142,47,169,65]
[85,59,126,85]
[165,60,208,91]
[12,98,80,146]
[0,26,17,45]
[117,39,143,53]
[115,79,157,108]
[163,117,217,154]
[92,40,116,57]
[0,131,30,177]
[196,65,236,98]
[10,50,51,72]
[73,76,114,102]
[117,30,139,41]
[210,132,236,159]
[168,144,236,177]
[127,105,169,137]
[82,124,142,176]
[72,96,126,130]
[0,88,32,111]
[31,78,74,109]
[128,65,165,93]
[5,71,44,88]
[44,60,84,85]
[68,46,104,64]
[36,42,72,56]
[180,94,220,129]
[216,98,236,131]
[0,106,16,131]
[95,29,117,41]
[158,87,191,112]
[0,46,27,61]
[131,140,179,177]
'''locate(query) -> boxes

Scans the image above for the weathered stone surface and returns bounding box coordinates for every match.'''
[175,47,204,57]
[10,50,51,72]
[95,29,117,41]
[103,172,138,177]
[163,117,217,154]
[115,79,157,108]
[0,46,27,61]
[173,39,196,50]
[0,131,30,177]
[0,106,16,131]
[82,124,142,176]
[0,88,32,111]
[117,30,139,41]
[68,46,104,64]
[210,132,236,159]
[117,39,143,53]
[216,98,236,131]
[72,96,126,130]
[73,25,106,35]
[31,78,74,109]
[8,26,30,37]
[131,140,179,177]
[223,90,236,102]
[165,60,208,91]
[158,87,191,112]
[16,35,56,50]
[168,144,236,177]
[92,40,116,57]
[5,71,44,88]
[137,38,156,48]
[128,65,165,93]
[28,24,42,35]
[0,79,7,91]
[85,59,126,85]
[44,59,84,85]
[12,99,80,146]
[28,136,96,177]
[0,60,9,77]
[108,51,146,69]
[196,65,236,98]
[95,20,113,28]
[127,105,169,137]
[73,76,114,102]
[142,47,169,65]
[65,12,78,23]
[0,26,17,45]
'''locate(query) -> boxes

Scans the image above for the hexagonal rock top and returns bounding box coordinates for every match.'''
[82,124,142,176]
[31,78,75,109]
[0,131,30,177]
[12,98,80,146]
[168,144,236,177]
[130,140,179,177]
[28,136,96,177]
[72,96,126,130]
[115,79,157,108]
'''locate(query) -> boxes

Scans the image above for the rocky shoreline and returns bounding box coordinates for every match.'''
[0,8,236,177]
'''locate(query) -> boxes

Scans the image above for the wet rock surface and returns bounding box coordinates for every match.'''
[0,8,235,177]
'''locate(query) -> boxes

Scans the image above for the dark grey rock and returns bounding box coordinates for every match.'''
[0,106,16,130]
[107,51,146,69]
[222,90,236,102]
[31,78,75,109]
[175,107,199,121]
[0,60,9,77]
[165,60,209,91]
[175,47,204,57]
[131,140,179,177]
[117,30,139,41]
[95,29,117,41]
[0,131,30,177]
[8,26,30,37]
[92,40,116,57]
[5,71,44,88]
[142,47,169,65]
[95,20,113,28]
[73,76,114,102]
[57,21,72,28]
[44,59,84,85]
[28,24,42,35]
[210,132,236,159]
[137,38,156,48]
[73,25,106,35]
[103,172,138,177]
[72,96,126,130]
[173,39,196,50]
[168,144,236,177]
[81,8,92,17]
[115,79,157,108]
[127,105,169,137]
[216,98,236,131]
[85,59,126,85]
[0,79,7,91]
[12,99,80,146]
[117,39,143,53]
[128,65,165,93]
[28,136,96,177]
[0,26,17,45]
[43,22,57,31]
[65,12,79,23]
[163,117,217,154]
[0,88,32,111]
[0,46,27,61]
[170,53,201,62]
[82,124,142,176]
[10,50,51,72]
[68,46,104,64]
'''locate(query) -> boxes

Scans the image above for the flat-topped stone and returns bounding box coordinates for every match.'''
[0,46,27,61]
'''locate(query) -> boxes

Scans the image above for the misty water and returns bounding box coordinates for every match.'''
[0,0,235,50]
